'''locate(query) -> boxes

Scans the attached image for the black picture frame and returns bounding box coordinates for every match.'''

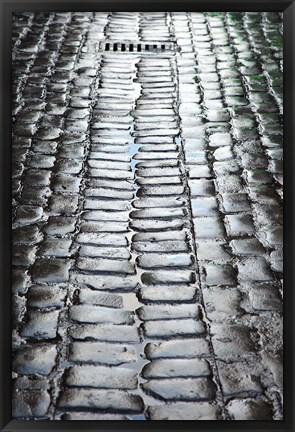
[1,0,294,431]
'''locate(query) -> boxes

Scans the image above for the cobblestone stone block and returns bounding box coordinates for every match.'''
[72,273,137,292]
[138,185,185,197]
[142,359,210,379]
[191,197,219,217]
[229,238,265,256]
[130,208,184,220]
[210,323,257,360]
[131,219,185,232]
[133,230,188,243]
[214,174,243,193]
[236,257,274,282]
[133,240,189,254]
[251,314,283,355]
[14,205,44,226]
[203,287,243,321]
[82,210,129,223]
[21,186,51,206]
[188,179,215,197]
[193,217,225,238]
[213,160,240,176]
[188,165,213,179]
[13,344,57,375]
[143,319,206,338]
[59,144,85,159]
[69,305,134,324]
[12,389,51,418]
[12,245,37,267]
[213,146,233,161]
[21,309,60,340]
[138,285,197,303]
[65,365,138,388]
[52,174,81,193]
[76,258,135,275]
[84,199,130,211]
[88,168,132,181]
[39,238,72,257]
[224,214,255,237]
[29,154,56,169]
[249,284,282,311]
[226,398,273,420]
[26,285,66,308]
[85,188,133,201]
[217,361,263,398]
[58,389,144,413]
[147,402,220,420]
[209,132,233,147]
[221,193,251,213]
[44,217,76,236]
[48,194,79,215]
[69,342,137,365]
[260,225,283,247]
[203,263,236,286]
[55,159,83,174]
[76,232,128,246]
[142,378,216,401]
[197,240,231,261]
[137,253,193,269]
[137,167,180,178]
[253,203,283,226]
[31,258,72,283]
[68,323,140,343]
[141,270,195,285]
[77,289,123,308]
[138,304,200,321]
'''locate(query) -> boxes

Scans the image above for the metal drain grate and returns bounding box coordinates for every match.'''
[99,40,176,54]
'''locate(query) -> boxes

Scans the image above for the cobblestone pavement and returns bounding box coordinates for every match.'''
[11,12,283,420]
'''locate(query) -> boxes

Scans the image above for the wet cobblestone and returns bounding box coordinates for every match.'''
[12,11,283,420]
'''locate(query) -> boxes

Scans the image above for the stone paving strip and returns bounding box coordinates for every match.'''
[12,11,283,420]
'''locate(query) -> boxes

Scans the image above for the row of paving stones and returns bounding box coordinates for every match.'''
[171,11,283,420]
[57,49,146,419]
[12,11,112,419]
[130,55,221,420]
[11,11,283,421]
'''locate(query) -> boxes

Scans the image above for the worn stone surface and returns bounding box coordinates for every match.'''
[58,389,144,413]
[226,398,273,420]
[65,365,138,389]
[147,402,220,420]
[12,11,283,420]
[142,378,217,401]
[68,342,137,365]
[142,359,211,378]
[12,390,51,418]
[13,344,58,375]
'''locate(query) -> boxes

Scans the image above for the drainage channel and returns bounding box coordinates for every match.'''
[99,40,176,54]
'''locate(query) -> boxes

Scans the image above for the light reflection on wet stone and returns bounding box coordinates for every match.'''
[11,10,283,420]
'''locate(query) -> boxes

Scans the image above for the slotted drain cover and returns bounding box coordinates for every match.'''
[99,40,177,54]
